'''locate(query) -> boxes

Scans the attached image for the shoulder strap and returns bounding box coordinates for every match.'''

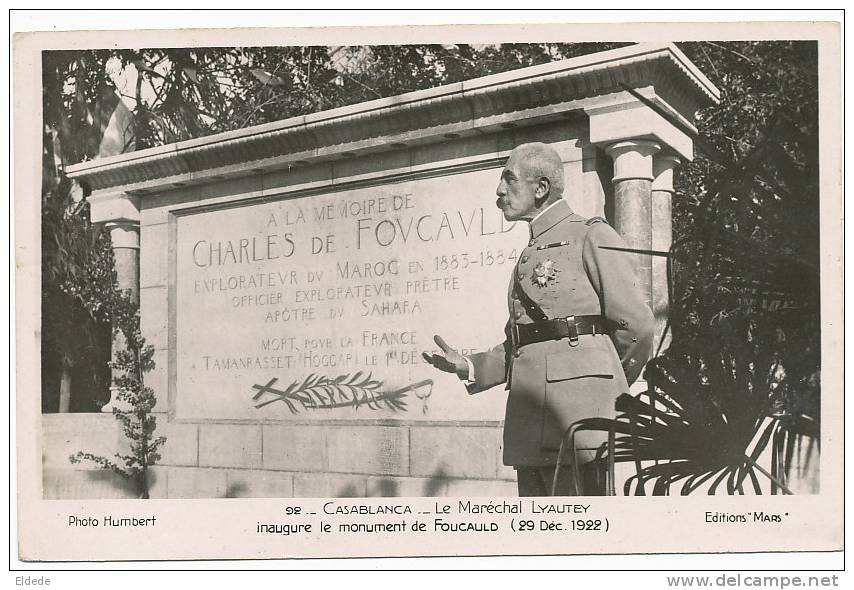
[583,216,610,245]
[585,216,608,227]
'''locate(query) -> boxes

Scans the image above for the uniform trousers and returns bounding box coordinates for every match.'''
[515,461,607,497]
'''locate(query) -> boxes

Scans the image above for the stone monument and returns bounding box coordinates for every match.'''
[44,43,719,498]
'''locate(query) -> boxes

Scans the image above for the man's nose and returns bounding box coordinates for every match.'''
[496,181,506,197]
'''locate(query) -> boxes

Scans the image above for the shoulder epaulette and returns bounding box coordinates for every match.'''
[585,216,608,226]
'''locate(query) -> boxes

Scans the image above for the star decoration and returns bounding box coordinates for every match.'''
[532,259,558,287]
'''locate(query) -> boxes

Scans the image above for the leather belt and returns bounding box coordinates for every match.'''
[512,315,607,348]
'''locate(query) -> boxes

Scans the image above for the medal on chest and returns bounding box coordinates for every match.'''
[532,258,558,287]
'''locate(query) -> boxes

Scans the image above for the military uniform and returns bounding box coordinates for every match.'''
[466,199,654,477]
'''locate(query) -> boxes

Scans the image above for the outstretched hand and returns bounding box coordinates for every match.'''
[422,335,468,379]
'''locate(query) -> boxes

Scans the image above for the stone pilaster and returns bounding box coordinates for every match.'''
[651,155,680,351]
[604,140,661,311]
[106,221,140,304]
[88,192,141,411]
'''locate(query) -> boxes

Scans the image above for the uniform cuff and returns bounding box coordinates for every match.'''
[462,356,475,383]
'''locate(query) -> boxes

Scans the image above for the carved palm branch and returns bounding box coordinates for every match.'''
[252,371,416,413]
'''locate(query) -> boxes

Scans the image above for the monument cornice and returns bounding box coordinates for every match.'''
[66,43,719,195]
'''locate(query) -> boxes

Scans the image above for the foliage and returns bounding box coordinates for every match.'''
[673,41,820,425]
[43,52,118,410]
[673,42,819,333]
[40,174,113,411]
[611,324,797,495]
[43,43,629,156]
[592,42,821,494]
[334,43,629,105]
[69,289,164,499]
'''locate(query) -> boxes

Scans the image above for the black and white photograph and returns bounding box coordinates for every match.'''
[11,12,843,568]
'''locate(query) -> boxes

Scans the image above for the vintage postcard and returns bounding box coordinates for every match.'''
[12,14,843,568]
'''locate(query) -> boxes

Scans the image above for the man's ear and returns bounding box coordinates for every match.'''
[535,177,551,204]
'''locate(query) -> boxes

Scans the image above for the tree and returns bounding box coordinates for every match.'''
[69,289,164,498]
[40,185,114,412]
[42,50,122,412]
[590,42,820,494]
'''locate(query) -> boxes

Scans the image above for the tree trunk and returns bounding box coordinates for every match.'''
[58,364,72,413]
[137,468,149,499]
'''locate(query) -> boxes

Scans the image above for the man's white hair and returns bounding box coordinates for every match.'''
[510,142,565,198]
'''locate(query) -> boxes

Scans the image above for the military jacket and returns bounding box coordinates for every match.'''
[467,199,655,467]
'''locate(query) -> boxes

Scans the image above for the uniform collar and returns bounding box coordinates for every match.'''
[529,198,574,238]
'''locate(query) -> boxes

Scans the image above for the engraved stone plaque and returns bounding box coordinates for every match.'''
[173,169,528,421]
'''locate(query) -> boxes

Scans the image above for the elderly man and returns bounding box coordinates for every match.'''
[424,142,654,496]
